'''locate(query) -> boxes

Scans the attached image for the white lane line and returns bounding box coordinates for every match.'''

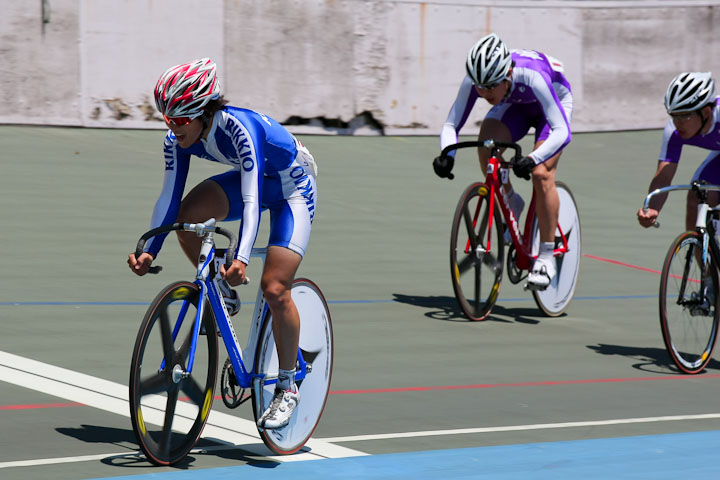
[0,350,365,468]
[319,413,720,443]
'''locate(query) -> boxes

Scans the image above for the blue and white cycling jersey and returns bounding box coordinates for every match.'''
[441,49,572,164]
[145,106,317,264]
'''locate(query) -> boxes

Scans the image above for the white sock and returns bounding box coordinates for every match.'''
[277,368,296,391]
[538,242,555,259]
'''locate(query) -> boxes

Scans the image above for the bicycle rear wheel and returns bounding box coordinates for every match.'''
[129,281,218,466]
[450,182,504,321]
[659,231,720,374]
[531,182,581,317]
[253,279,333,455]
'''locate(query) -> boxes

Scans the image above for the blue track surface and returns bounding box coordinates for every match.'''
[90,430,720,479]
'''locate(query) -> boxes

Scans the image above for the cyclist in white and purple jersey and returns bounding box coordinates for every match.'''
[433,33,573,289]
[127,58,317,429]
[638,72,719,230]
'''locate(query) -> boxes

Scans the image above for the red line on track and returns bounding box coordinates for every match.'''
[584,253,699,282]
[583,254,662,275]
[0,401,84,410]
[4,374,720,410]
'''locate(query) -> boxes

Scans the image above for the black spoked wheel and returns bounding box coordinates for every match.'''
[659,231,720,374]
[450,182,504,321]
[129,281,218,465]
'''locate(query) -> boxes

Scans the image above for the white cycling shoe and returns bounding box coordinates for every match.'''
[257,386,300,430]
[526,256,556,291]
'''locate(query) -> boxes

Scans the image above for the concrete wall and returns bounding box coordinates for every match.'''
[2,0,720,134]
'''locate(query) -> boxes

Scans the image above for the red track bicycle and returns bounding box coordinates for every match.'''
[441,140,581,320]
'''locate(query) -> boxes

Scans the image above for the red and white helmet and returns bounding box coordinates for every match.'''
[154,58,220,119]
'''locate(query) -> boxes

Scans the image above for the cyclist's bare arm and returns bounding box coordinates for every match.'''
[638,161,678,227]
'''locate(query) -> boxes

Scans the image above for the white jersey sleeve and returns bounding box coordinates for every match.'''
[441,75,478,157]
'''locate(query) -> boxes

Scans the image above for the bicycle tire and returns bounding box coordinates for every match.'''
[450,182,505,321]
[129,281,218,466]
[531,182,582,317]
[252,278,334,455]
[659,231,720,374]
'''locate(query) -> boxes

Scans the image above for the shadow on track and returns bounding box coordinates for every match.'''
[392,293,552,324]
[587,343,720,374]
[55,424,270,470]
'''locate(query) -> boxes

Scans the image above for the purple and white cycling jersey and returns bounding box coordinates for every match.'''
[659,98,720,185]
[441,49,572,164]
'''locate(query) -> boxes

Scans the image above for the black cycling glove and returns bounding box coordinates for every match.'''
[512,156,535,180]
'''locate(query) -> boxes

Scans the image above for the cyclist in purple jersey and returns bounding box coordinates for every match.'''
[433,33,573,289]
[638,72,720,230]
[127,58,318,429]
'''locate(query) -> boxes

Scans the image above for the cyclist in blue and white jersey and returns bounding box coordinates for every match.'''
[433,33,573,289]
[127,58,318,429]
[637,72,720,230]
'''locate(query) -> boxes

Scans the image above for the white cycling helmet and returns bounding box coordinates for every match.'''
[466,33,512,88]
[664,72,716,114]
[154,58,220,119]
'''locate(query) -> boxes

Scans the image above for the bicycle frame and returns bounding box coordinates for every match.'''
[644,182,720,295]
[444,140,571,272]
[137,220,307,402]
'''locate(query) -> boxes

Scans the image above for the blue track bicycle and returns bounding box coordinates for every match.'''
[129,219,333,465]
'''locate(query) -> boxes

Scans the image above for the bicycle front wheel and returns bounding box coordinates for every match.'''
[659,231,720,374]
[253,279,333,455]
[450,182,504,321]
[129,281,218,466]
[531,182,582,317]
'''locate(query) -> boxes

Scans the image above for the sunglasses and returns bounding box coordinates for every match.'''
[163,114,195,126]
[476,80,503,91]
[670,112,698,123]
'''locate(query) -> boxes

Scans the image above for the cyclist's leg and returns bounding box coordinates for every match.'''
[175,176,231,263]
[258,168,316,429]
[480,104,529,197]
[262,246,302,372]
[526,138,561,288]
[531,146,561,244]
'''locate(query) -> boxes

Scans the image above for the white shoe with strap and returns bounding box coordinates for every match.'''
[526,256,556,291]
[257,386,300,430]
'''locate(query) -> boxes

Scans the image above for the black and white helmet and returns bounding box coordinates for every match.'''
[465,33,512,88]
[664,72,716,114]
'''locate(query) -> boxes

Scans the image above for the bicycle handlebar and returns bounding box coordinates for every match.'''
[134,219,239,275]
[440,140,523,164]
[642,182,720,229]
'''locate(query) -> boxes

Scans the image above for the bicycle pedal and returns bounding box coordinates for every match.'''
[524,281,548,292]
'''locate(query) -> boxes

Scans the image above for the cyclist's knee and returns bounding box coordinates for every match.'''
[531,163,555,187]
[262,278,292,307]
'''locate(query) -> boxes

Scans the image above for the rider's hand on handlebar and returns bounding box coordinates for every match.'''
[637,207,659,228]
[222,259,248,286]
[128,252,155,276]
[512,156,535,180]
[433,155,455,180]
